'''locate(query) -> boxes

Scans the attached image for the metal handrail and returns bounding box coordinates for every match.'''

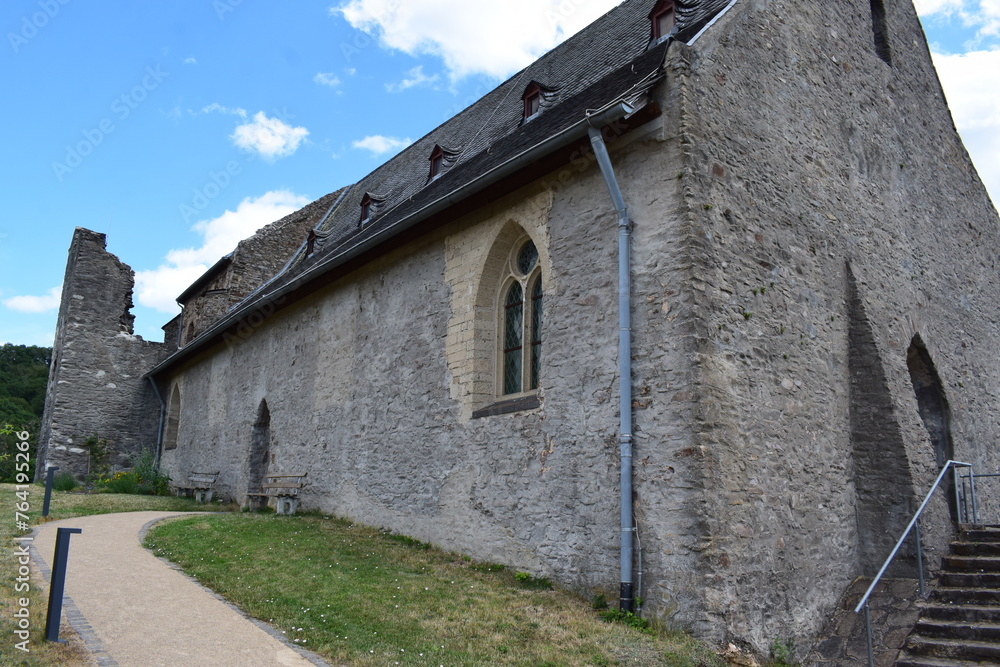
[853,459,975,667]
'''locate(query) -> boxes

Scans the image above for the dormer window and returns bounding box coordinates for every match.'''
[429,145,445,180]
[360,194,373,225]
[522,83,542,120]
[305,230,317,257]
[650,0,675,42]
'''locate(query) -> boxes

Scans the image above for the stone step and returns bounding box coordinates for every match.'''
[902,635,1000,662]
[931,587,1000,605]
[919,601,1000,623]
[913,618,1000,642]
[895,653,994,667]
[958,527,1000,543]
[939,571,1000,588]
[950,540,1000,557]
[942,555,1000,572]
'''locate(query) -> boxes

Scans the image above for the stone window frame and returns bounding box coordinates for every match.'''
[446,192,553,421]
[468,226,546,419]
[163,384,181,451]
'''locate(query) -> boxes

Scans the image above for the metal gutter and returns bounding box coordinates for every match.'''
[148,98,640,379]
[147,376,166,467]
[587,121,637,614]
[177,254,233,304]
[683,0,739,46]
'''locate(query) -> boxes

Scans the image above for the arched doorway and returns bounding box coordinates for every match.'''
[906,337,956,519]
[247,400,271,501]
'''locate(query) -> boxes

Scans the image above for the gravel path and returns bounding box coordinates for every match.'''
[32,512,333,667]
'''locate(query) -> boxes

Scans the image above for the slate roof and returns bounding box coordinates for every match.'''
[269,0,714,288]
[151,0,735,375]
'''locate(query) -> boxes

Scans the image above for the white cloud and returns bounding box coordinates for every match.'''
[135,190,311,313]
[314,72,342,87]
[983,0,1000,36]
[914,0,965,15]
[386,65,439,93]
[915,1,1000,41]
[184,57,198,65]
[202,102,247,118]
[231,112,309,160]
[931,48,1000,207]
[4,286,62,313]
[335,0,621,80]
[352,134,412,156]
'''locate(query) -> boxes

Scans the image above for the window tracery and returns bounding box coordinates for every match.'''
[499,239,542,396]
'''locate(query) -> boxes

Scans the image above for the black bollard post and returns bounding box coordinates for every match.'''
[42,466,59,517]
[45,527,82,642]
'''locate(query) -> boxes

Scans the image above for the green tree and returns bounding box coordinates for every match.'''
[0,344,51,482]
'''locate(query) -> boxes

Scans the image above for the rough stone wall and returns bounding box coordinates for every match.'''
[224,191,343,304]
[670,0,1000,653]
[71,0,1000,658]
[36,228,168,481]
[179,265,232,346]
[158,127,705,616]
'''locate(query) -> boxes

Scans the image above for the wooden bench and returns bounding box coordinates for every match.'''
[175,471,220,503]
[245,473,307,515]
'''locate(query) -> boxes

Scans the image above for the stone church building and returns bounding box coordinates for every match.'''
[38,0,1000,655]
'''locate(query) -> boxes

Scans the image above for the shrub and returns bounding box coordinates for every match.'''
[102,471,140,494]
[96,451,172,496]
[133,450,171,496]
[52,472,78,491]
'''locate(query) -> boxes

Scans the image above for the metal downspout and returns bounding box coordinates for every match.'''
[148,377,166,468]
[587,122,635,613]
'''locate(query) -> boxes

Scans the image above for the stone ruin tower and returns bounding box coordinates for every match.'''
[36,228,169,482]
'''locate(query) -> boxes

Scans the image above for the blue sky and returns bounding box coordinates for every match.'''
[1,0,998,347]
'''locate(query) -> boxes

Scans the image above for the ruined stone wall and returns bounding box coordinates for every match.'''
[224,191,343,305]
[180,190,345,345]
[671,0,1000,653]
[36,228,168,481]
[179,265,232,346]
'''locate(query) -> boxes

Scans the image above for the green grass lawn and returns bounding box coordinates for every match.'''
[145,513,725,667]
[0,484,726,666]
[0,483,218,667]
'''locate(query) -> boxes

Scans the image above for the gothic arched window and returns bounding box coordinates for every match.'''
[500,239,542,396]
[164,385,181,451]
